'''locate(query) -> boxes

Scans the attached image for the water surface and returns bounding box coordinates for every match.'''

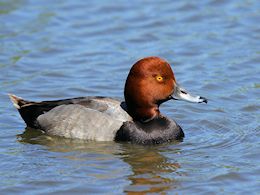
[0,0,259,194]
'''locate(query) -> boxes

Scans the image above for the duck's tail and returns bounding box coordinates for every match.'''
[8,94,73,128]
[8,94,30,109]
[9,94,41,128]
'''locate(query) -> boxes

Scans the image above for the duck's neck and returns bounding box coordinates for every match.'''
[126,102,160,122]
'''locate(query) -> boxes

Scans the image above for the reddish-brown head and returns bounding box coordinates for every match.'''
[124,57,177,121]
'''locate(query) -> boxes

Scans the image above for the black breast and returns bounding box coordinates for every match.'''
[115,116,184,144]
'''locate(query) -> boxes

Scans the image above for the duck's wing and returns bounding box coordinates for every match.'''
[37,104,124,141]
[9,94,131,129]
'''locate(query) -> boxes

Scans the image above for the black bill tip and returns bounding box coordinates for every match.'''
[199,96,208,104]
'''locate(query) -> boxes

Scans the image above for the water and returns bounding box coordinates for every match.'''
[0,0,259,194]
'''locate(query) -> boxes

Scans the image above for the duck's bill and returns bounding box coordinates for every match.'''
[171,83,207,104]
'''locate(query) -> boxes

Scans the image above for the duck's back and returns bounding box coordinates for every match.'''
[10,95,132,141]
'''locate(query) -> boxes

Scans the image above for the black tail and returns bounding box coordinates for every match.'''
[9,94,58,128]
[9,94,102,128]
[9,94,31,109]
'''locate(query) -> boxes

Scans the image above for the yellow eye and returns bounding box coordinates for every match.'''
[156,76,163,82]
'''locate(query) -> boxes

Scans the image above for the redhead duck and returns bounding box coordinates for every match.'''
[9,57,207,144]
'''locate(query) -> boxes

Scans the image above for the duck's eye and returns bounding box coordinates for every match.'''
[156,76,163,82]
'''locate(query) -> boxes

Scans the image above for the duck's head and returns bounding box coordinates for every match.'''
[124,56,207,122]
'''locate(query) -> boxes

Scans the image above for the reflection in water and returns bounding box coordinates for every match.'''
[18,128,182,194]
[18,128,122,153]
[120,145,181,194]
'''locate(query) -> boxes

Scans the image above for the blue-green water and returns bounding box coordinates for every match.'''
[0,0,259,194]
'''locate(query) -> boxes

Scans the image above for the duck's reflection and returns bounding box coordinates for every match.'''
[18,128,182,194]
[118,144,181,194]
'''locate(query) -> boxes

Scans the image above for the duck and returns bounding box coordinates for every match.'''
[9,56,207,144]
